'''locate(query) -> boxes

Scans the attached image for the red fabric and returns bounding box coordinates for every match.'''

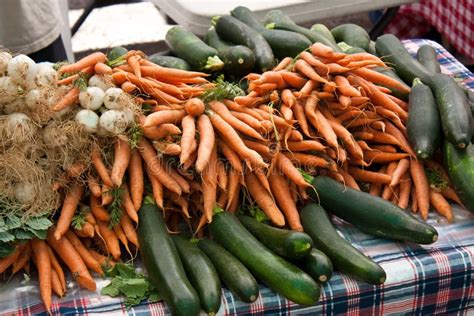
[386,0,474,60]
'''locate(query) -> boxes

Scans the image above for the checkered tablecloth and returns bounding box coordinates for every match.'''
[2,39,474,316]
[386,0,474,60]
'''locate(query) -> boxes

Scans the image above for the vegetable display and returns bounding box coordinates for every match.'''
[0,5,472,315]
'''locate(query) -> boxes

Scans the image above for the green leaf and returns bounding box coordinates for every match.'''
[26,227,48,240]
[101,278,121,297]
[6,216,21,230]
[0,231,15,243]
[116,263,137,279]
[200,74,244,103]
[71,211,86,230]
[0,242,15,259]
[107,187,124,229]
[14,229,35,240]
[248,205,268,222]
[147,289,162,303]
[26,216,53,231]
[119,278,149,298]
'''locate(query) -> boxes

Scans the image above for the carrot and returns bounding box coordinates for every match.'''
[210,101,263,140]
[440,187,464,206]
[338,167,361,190]
[224,99,265,120]
[120,185,138,223]
[281,71,307,89]
[372,144,398,153]
[143,109,186,128]
[121,81,137,93]
[75,221,95,238]
[50,269,64,298]
[276,152,310,188]
[128,149,144,211]
[128,55,142,78]
[305,92,338,149]
[110,138,132,187]
[143,123,181,140]
[54,183,84,240]
[101,184,112,205]
[285,152,336,171]
[114,223,132,256]
[209,112,267,170]
[216,161,228,191]
[12,242,31,274]
[364,151,409,164]
[280,89,296,107]
[56,66,94,85]
[65,230,103,275]
[90,195,110,221]
[31,239,52,312]
[90,250,116,269]
[269,171,303,231]
[326,63,350,73]
[52,87,80,111]
[0,244,23,273]
[226,168,241,211]
[349,167,392,184]
[398,175,412,209]
[120,213,139,248]
[350,68,410,94]
[245,172,285,226]
[139,61,209,78]
[384,122,416,157]
[334,75,361,97]
[202,146,218,223]
[410,160,430,220]
[59,52,106,73]
[430,190,453,222]
[87,175,102,197]
[46,246,66,291]
[293,101,311,136]
[219,140,243,173]
[167,168,190,194]
[294,59,328,84]
[194,114,216,173]
[94,62,112,75]
[390,158,410,187]
[381,162,399,200]
[97,221,121,260]
[138,138,182,194]
[311,42,345,59]
[280,104,293,121]
[179,115,196,165]
[184,98,205,117]
[146,167,164,208]
[286,140,326,152]
[298,51,329,75]
[288,129,304,142]
[273,57,293,71]
[91,147,113,187]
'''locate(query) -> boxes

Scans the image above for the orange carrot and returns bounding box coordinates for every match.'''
[75,221,95,238]
[32,239,52,312]
[294,59,328,84]
[121,81,137,93]
[350,68,410,94]
[276,152,310,188]
[12,242,31,274]
[94,62,112,75]
[226,168,241,211]
[219,140,243,173]
[97,221,121,261]
[91,147,113,187]
[269,171,303,231]
[338,167,361,190]
[53,87,80,111]
[410,160,430,220]
[111,138,132,187]
[210,101,263,140]
[286,140,326,152]
[90,250,116,269]
[47,230,96,291]
[146,167,164,208]
[305,92,338,149]
[143,109,186,128]
[430,190,453,222]
[195,114,216,173]
[202,146,218,223]
[381,161,399,200]
[245,172,285,226]
[184,98,205,117]
[51,269,64,297]
[273,57,293,71]
[128,55,142,78]
[349,167,392,184]
[87,175,102,198]
[54,183,84,240]
[281,71,307,89]
[90,194,110,221]
[398,175,412,209]
[335,75,361,97]
[0,244,22,273]
[310,42,345,59]
[285,152,336,171]
[59,52,106,73]
[180,115,196,165]
[385,122,416,157]
[65,230,103,275]
[129,149,144,211]
[120,213,139,247]
[390,158,410,187]
[46,246,66,291]
[122,185,139,223]
[364,151,409,164]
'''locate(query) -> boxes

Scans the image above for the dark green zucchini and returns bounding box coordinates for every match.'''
[197,238,259,303]
[211,211,320,305]
[204,27,255,76]
[372,66,410,101]
[428,73,472,148]
[300,203,386,285]
[230,6,311,59]
[407,78,441,159]
[165,26,224,71]
[331,24,370,51]
[311,176,439,244]
[238,215,313,260]
[310,24,338,46]
[443,141,474,212]
[172,235,221,315]
[294,249,333,283]
[138,203,200,316]
[148,54,191,71]
[375,34,432,84]
[107,46,128,61]
[416,45,441,74]
[215,15,275,72]
[262,11,341,51]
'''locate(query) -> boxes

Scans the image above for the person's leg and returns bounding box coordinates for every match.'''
[28,36,67,63]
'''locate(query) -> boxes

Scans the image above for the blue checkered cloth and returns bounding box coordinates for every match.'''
[2,39,473,316]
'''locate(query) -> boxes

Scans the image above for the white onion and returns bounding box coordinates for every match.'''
[14,182,36,204]
[79,86,104,110]
[3,99,26,114]
[99,109,129,135]
[0,52,12,75]
[7,54,38,88]
[35,63,57,86]
[104,87,127,110]
[88,74,113,91]
[0,76,19,103]
[75,109,99,132]
[25,89,41,110]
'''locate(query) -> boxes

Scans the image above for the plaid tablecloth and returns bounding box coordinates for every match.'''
[386,0,474,60]
[2,39,474,316]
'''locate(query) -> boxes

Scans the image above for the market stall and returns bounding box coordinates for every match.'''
[0,5,473,316]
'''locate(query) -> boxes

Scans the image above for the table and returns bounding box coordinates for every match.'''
[1,39,474,316]
[149,0,416,36]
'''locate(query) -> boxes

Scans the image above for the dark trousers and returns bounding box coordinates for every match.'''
[28,35,67,63]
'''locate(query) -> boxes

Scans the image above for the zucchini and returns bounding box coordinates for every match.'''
[416,45,441,74]
[331,24,370,51]
[147,54,191,71]
[407,78,441,159]
[372,66,410,101]
[204,27,255,76]
[165,26,224,71]
[375,34,432,84]
[338,42,366,54]
[172,235,221,315]
[262,11,341,51]
[215,15,275,72]
[294,249,333,283]
[211,211,320,305]
[310,24,338,46]
[367,40,377,55]
[428,73,472,148]
[300,203,386,285]
[197,238,258,303]
[311,176,439,244]
[138,203,200,316]
[107,46,128,61]
[230,6,311,59]
[238,215,313,260]
[443,141,474,212]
